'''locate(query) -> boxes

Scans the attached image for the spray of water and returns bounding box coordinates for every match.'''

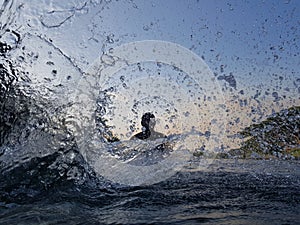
[65,40,226,186]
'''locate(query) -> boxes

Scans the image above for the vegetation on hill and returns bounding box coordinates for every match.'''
[237,106,300,159]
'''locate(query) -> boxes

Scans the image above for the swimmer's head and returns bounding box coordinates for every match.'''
[141,112,156,130]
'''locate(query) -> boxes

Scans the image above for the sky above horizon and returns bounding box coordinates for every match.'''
[5,0,300,145]
[17,0,299,100]
[101,0,299,97]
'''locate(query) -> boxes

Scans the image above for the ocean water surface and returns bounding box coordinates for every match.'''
[1,158,299,225]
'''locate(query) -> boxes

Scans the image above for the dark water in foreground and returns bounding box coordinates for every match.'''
[0,159,299,225]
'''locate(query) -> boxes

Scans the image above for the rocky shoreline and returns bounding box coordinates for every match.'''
[195,106,300,160]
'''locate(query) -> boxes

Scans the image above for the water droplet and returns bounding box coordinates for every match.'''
[101,54,116,66]
[120,76,125,82]
[106,34,115,44]
[184,111,190,117]
[143,25,150,31]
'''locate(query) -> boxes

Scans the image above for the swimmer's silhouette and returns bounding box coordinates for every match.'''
[131,112,166,140]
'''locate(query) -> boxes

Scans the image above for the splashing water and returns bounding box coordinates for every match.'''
[63,40,226,186]
[1,33,226,186]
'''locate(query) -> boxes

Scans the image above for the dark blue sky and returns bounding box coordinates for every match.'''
[99,0,299,95]
[52,0,298,100]
[16,0,300,102]
[7,0,299,145]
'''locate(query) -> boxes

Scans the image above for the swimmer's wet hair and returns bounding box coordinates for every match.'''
[141,112,155,127]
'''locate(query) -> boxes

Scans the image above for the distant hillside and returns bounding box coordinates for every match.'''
[236,106,300,159]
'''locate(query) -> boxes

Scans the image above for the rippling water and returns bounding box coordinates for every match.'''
[0,159,299,224]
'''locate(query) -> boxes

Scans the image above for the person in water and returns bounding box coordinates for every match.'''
[131,112,166,140]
